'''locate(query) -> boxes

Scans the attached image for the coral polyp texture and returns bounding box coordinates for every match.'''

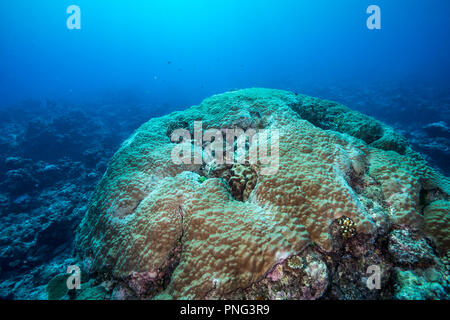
[74,88,450,300]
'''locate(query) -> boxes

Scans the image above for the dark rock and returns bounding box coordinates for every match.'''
[388,228,436,266]
[4,157,33,170]
[423,121,450,139]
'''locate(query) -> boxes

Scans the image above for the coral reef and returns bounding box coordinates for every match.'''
[210,247,329,300]
[0,98,163,299]
[394,267,448,300]
[72,88,450,300]
[388,228,435,266]
[46,274,71,300]
[423,200,450,254]
[0,84,447,300]
[306,82,450,176]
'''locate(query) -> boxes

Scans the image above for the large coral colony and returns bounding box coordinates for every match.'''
[56,88,448,300]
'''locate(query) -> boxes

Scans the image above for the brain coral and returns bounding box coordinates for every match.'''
[74,88,450,299]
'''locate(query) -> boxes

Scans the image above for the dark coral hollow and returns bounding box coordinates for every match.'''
[72,89,449,300]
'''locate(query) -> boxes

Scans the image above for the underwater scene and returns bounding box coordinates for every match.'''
[0,0,449,303]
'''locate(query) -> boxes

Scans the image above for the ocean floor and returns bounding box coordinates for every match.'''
[0,82,448,300]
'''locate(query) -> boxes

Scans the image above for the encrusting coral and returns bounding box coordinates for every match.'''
[73,88,450,299]
[423,200,450,254]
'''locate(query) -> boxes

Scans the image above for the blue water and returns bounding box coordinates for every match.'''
[0,1,449,300]
[1,0,449,105]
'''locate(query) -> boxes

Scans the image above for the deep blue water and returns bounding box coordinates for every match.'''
[1,0,449,105]
[0,1,449,300]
